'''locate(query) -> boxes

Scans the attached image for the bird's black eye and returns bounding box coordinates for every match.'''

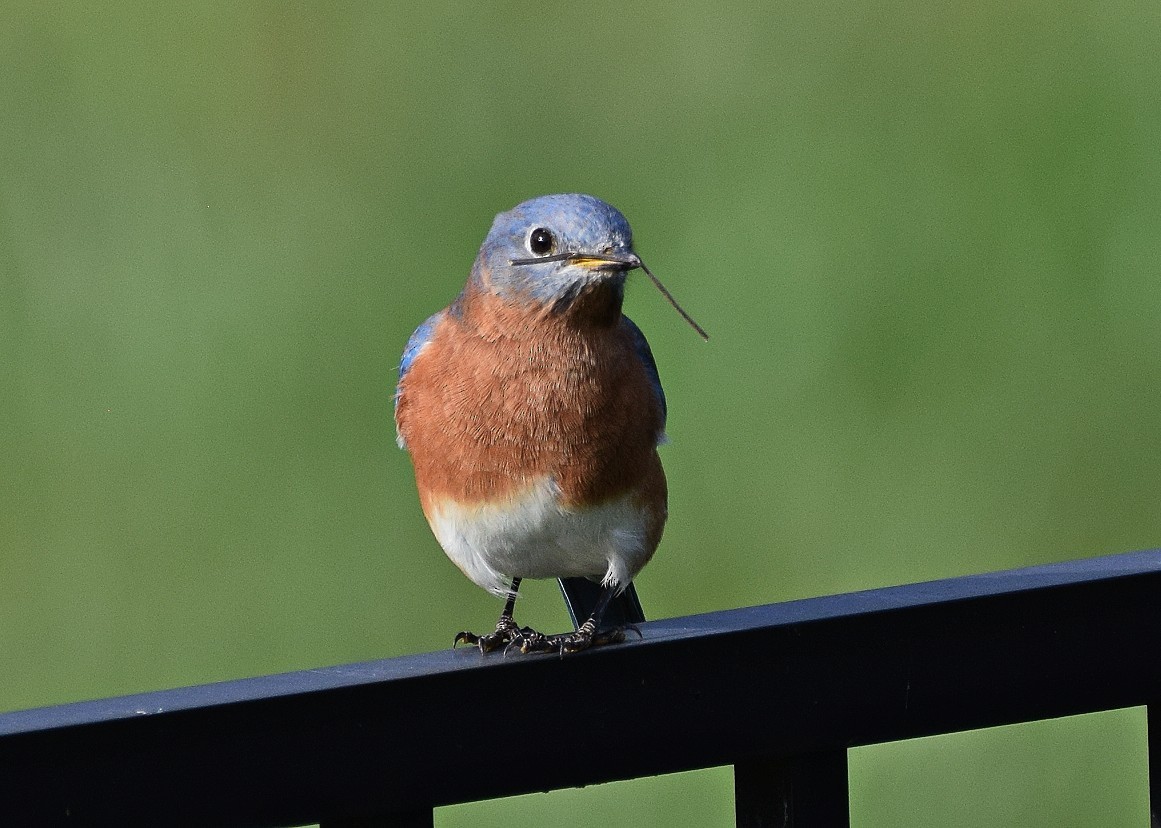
[528,227,555,256]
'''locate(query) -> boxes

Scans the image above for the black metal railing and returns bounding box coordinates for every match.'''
[2,548,1160,827]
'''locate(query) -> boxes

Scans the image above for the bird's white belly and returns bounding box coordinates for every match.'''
[427,478,650,597]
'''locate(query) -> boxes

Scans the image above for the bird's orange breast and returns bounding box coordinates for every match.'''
[395,284,667,525]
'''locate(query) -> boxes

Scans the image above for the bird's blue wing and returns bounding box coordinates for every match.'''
[394,310,444,447]
[622,315,667,431]
[399,311,443,383]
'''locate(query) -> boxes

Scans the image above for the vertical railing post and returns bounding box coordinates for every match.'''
[734,750,849,827]
[320,810,434,828]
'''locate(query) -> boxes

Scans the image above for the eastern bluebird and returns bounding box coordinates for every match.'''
[394,194,704,654]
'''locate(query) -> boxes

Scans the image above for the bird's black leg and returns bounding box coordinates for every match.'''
[514,583,636,655]
[453,578,528,653]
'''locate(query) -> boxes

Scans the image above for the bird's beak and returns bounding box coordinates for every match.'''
[568,252,642,272]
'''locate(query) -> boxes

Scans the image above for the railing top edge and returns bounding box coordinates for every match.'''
[2,547,1159,738]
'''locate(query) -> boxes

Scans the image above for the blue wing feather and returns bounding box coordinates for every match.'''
[394,311,444,447]
[622,315,666,431]
[398,311,443,383]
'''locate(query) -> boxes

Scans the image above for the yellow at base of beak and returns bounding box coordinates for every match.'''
[571,256,627,270]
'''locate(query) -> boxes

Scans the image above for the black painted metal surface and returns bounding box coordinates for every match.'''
[735,751,850,827]
[2,549,1160,827]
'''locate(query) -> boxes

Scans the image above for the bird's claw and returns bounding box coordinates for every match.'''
[453,616,542,654]
[505,624,633,655]
[455,615,638,656]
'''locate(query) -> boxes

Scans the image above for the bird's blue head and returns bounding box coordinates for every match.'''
[470,193,639,310]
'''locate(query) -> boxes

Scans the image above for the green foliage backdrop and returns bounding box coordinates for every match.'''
[2,2,1157,825]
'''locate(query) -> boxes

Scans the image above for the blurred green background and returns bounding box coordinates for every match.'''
[2,1,1158,825]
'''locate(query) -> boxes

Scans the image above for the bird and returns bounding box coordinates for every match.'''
[394,193,704,654]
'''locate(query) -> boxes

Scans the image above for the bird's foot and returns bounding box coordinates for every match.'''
[506,622,638,655]
[456,616,641,656]
[453,615,535,654]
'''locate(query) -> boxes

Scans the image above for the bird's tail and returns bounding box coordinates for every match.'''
[558,577,645,631]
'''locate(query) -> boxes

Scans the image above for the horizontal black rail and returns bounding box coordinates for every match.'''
[2,549,1160,826]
